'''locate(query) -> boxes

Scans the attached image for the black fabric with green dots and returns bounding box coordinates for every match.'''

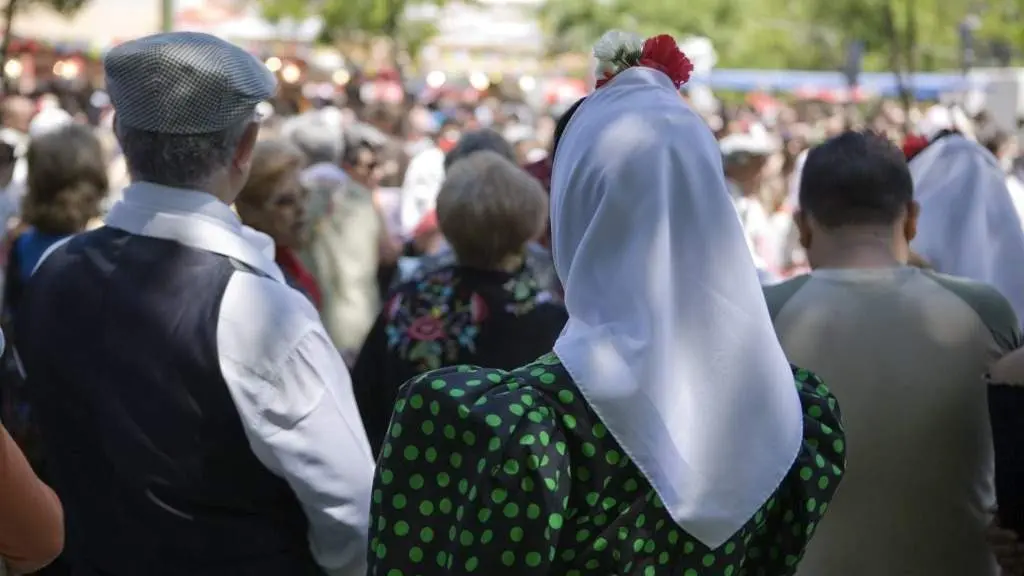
[368,353,845,575]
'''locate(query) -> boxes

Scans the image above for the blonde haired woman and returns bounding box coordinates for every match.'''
[235,140,321,309]
[351,151,567,456]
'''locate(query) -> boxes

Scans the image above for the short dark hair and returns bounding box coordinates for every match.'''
[799,131,913,228]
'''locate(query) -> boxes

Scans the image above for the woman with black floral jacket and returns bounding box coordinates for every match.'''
[351,150,566,456]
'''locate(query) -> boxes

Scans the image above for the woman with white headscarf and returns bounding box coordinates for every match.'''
[908,106,1024,323]
[365,32,844,574]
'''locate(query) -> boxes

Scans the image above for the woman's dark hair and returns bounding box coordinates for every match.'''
[551,97,586,162]
[22,125,108,235]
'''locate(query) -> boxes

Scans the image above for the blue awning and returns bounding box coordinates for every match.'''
[692,69,975,99]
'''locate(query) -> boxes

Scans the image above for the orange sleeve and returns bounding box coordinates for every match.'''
[0,423,63,573]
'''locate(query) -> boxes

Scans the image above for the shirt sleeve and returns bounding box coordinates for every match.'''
[0,423,63,573]
[218,273,375,576]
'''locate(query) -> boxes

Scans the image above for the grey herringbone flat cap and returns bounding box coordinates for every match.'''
[104,32,276,135]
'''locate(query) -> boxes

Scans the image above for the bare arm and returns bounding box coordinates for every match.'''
[0,423,63,573]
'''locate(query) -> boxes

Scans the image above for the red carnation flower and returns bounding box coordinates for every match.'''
[639,34,694,88]
[902,134,929,161]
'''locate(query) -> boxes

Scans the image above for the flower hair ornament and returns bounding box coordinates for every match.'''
[902,133,930,161]
[593,30,694,90]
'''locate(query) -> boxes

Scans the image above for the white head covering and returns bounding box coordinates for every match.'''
[918,104,973,142]
[28,108,73,138]
[719,123,778,159]
[550,66,803,548]
[910,133,1024,323]
[399,146,445,238]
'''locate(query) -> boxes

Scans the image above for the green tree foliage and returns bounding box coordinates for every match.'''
[538,0,1024,70]
[975,0,1024,64]
[258,0,443,55]
[537,0,848,69]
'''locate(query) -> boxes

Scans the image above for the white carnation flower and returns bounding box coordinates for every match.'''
[594,60,617,80]
[593,30,644,64]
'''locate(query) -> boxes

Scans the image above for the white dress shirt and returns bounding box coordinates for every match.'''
[45,183,375,576]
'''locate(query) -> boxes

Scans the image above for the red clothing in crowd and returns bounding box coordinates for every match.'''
[523,158,553,248]
[275,246,323,310]
[523,157,552,192]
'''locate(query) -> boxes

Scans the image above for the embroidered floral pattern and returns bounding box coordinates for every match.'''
[502,272,549,316]
[384,267,548,372]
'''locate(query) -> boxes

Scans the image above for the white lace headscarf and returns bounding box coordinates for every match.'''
[550,32,803,548]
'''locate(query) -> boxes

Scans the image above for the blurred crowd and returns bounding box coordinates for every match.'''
[0,82,1021,301]
[6,29,1024,576]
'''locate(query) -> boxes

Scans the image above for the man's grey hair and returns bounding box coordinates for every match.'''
[282,110,345,165]
[444,128,516,171]
[116,116,251,189]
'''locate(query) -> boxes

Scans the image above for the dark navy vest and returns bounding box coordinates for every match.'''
[15,227,323,576]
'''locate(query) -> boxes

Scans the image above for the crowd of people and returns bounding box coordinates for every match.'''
[1,26,1024,576]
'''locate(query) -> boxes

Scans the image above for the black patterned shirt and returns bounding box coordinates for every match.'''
[351,265,567,456]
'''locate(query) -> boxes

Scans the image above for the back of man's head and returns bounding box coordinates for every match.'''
[799,131,913,230]
[104,32,275,194]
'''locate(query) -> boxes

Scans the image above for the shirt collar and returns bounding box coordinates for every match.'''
[105,182,284,283]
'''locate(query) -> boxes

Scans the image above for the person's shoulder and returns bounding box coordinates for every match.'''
[218,266,324,362]
[389,259,452,294]
[518,281,567,322]
[224,264,319,318]
[533,299,568,320]
[762,274,813,322]
[399,354,572,410]
[399,253,454,285]
[922,270,1022,350]
[29,227,111,276]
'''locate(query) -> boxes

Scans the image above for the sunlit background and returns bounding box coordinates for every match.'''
[1,0,1022,130]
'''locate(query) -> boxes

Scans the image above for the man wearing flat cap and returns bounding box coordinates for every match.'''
[13,32,373,576]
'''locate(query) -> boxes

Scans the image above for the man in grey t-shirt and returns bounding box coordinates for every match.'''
[766,132,1018,576]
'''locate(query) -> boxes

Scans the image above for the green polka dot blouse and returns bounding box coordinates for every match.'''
[368,353,845,575]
